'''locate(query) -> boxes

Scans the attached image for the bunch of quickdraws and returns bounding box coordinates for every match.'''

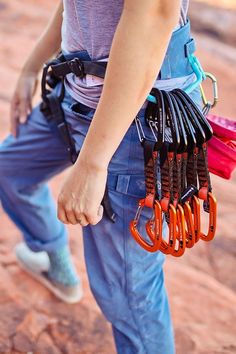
[130,55,218,257]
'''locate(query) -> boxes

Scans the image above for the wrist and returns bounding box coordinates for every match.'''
[75,150,109,173]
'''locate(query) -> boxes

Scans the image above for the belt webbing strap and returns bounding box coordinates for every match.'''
[40,60,117,223]
[40,91,78,164]
[51,59,107,79]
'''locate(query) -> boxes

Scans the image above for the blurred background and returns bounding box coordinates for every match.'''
[0,0,235,353]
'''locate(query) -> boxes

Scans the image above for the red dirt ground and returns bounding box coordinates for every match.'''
[0,1,235,353]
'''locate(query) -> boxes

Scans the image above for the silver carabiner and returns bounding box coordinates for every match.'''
[200,72,219,115]
[135,116,146,143]
[135,116,157,143]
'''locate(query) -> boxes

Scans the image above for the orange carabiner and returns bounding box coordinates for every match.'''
[159,203,177,254]
[145,202,163,249]
[198,188,217,242]
[130,199,162,252]
[171,204,186,257]
[183,201,195,249]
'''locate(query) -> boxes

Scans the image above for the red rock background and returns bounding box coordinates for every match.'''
[0,1,236,353]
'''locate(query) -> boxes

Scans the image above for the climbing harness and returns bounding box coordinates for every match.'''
[39,20,196,226]
[134,42,217,254]
[130,78,218,256]
[38,19,223,254]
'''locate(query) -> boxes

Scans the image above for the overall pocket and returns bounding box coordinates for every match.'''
[65,101,95,151]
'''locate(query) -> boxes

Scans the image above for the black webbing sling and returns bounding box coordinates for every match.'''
[40,53,116,223]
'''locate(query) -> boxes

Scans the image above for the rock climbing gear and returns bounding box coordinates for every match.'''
[200,72,219,115]
[200,81,236,180]
[38,19,221,249]
[40,53,116,223]
[39,19,197,227]
[129,121,163,252]
[130,83,218,256]
[206,114,236,179]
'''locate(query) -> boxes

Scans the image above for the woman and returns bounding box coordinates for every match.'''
[0,0,199,352]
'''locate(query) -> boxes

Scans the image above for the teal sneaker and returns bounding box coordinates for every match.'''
[15,242,83,304]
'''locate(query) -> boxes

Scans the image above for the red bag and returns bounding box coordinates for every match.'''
[207,114,236,180]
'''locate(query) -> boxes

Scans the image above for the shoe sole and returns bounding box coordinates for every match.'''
[16,256,83,304]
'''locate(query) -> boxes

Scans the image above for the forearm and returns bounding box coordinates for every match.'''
[22,1,63,75]
[79,0,181,170]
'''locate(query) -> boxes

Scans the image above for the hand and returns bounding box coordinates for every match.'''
[57,158,107,226]
[10,71,38,137]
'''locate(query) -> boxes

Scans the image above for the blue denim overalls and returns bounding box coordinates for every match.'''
[0,20,201,354]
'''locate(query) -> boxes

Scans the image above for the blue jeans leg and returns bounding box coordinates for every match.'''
[65,99,175,353]
[83,192,174,354]
[0,103,71,252]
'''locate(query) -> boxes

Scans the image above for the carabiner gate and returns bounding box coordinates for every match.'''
[198,190,217,242]
[159,203,177,254]
[171,204,186,257]
[200,72,219,115]
[130,199,162,252]
[183,201,195,248]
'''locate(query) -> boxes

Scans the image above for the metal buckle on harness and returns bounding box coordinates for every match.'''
[68,58,85,78]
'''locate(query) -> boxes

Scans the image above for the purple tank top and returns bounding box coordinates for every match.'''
[61,0,190,108]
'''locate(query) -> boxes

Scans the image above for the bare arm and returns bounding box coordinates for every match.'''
[79,0,181,169]
[58,0,181,226]
[11,1,63,136]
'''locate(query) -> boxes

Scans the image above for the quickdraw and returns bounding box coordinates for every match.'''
[130,114,163,253]
[130,76,218,256]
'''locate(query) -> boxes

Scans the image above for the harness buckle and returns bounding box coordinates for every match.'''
[68,58,85,78]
